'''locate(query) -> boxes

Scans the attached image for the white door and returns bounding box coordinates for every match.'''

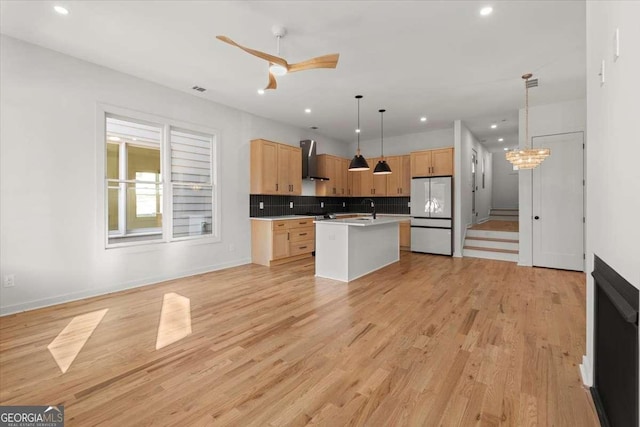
[532,132,584,271]
[471,150,477,224]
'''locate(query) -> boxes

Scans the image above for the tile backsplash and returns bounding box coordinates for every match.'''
[250,195,410,217]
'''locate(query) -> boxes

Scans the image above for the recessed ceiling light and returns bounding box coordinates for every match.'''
[355,128,361,134]
[54,5,69,15]
[108,136,121,142]
[420,117,427,122]
[305,108,311,114]
[480,6,493,16]
[503,147,508,151]
[491,124,497,129]
[257,89,265,95]
[498,138,504,142]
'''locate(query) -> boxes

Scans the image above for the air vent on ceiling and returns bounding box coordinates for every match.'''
[192,86,207,92]
[526,78,539,88]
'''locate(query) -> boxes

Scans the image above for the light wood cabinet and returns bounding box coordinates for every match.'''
[386,155,411,196]
[399,220,411,251]
[316,154,349,196]
[251,218,315,266]
[348,169,362,197]
[359,157,387,196]
[250,139,302,195]
[410,147,454,177]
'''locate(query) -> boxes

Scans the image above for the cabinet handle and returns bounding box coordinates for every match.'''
[299,246,307,249]
[287,232,290,240]
[300,232,307,236]
[277,223,284,227]
[276,183,279,191]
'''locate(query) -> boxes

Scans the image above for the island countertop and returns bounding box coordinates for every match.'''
[313,217,406,227]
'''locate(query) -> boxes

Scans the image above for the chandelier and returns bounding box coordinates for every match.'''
[506,73,550,169]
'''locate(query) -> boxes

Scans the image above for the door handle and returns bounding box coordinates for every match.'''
[534,216,540,220]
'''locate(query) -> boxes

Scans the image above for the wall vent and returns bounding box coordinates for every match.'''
[192,86,207,92]
[526,79,539,88]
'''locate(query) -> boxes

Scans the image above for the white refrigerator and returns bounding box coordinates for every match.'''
[410,176,453,255]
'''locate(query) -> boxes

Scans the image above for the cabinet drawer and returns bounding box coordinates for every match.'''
[271,220,291,230]
[290,227,314,242]
[289,239,314,256]
[291,219,313,228]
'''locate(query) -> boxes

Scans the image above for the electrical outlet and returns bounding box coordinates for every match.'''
[370,201,374,207]
[289,202,294,209]
[320,201,324,208]
[342,202,346,208]
[259,201,264,209]
[408,202,411,208]
[3,274,15,288]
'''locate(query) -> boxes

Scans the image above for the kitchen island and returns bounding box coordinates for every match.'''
[315,217,403,282]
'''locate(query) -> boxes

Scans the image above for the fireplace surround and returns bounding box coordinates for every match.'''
[591,255,638,427]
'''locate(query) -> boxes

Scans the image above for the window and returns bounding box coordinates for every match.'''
[104,114,217,247]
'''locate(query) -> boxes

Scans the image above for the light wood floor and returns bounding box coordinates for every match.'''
[469,221,520,232]
[0,254,598,426]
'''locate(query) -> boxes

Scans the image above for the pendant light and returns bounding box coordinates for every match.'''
[348,95,370,171]
[506,73,550,169]
[373,109,392,175]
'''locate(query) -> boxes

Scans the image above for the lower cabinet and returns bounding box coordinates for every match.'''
[251,218,315,266]
[400,220,411,251]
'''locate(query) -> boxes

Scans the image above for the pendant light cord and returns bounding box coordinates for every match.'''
[380,110,384,158]
[356,95,362,154]
[525,75,529,149]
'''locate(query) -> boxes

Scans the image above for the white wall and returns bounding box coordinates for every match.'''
[357,128,454,158]
[453,120,493,256]
[0,36,346,314]
[517,98,586,266]
[582,1,640,402]
[492,155,519,209]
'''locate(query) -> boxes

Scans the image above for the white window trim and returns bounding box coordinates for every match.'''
[96,103,222,250]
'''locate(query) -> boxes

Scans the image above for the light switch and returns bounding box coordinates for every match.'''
[599,60,605,85]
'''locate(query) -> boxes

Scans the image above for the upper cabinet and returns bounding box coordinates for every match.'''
[410,148,454,177]
[250,139,302,195]
[386,155,411,196]
[316,154,348,196]
[359,157,387,196]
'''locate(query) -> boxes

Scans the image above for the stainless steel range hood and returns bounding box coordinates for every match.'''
[300,140,330,181]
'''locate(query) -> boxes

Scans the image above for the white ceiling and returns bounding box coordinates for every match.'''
[0,1,586,145]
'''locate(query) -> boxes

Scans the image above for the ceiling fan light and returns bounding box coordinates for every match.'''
[373,160,392,175]
[269,64,288,76]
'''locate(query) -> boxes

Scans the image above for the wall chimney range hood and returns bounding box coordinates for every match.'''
[300,140,330,181]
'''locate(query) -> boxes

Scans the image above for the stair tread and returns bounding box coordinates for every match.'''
[491,208,519,211]
[491,212,519,216]
[463,245,519,254]
[465,236,519,243]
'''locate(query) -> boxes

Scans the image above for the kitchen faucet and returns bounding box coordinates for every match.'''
[362,198,376,219]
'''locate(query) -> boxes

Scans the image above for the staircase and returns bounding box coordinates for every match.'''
[489,208,519,221]
[463,228,519,262]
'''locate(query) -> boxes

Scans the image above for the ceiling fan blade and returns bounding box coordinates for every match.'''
[216,35,288,68]
[265,70,277,90]
[287,53,340,73]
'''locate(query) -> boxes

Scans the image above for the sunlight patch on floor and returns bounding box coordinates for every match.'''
[47,308,108,373]
[155,292,192,350]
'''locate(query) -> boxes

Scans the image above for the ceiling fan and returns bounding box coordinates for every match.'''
[216,26,340,91]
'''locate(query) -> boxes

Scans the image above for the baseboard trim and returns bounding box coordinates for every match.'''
[580,354,593,386]
[0,258,251,316]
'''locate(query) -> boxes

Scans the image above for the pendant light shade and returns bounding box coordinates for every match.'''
[506,73,550,170]
[349,95,370,171]
[373,109,392,175]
